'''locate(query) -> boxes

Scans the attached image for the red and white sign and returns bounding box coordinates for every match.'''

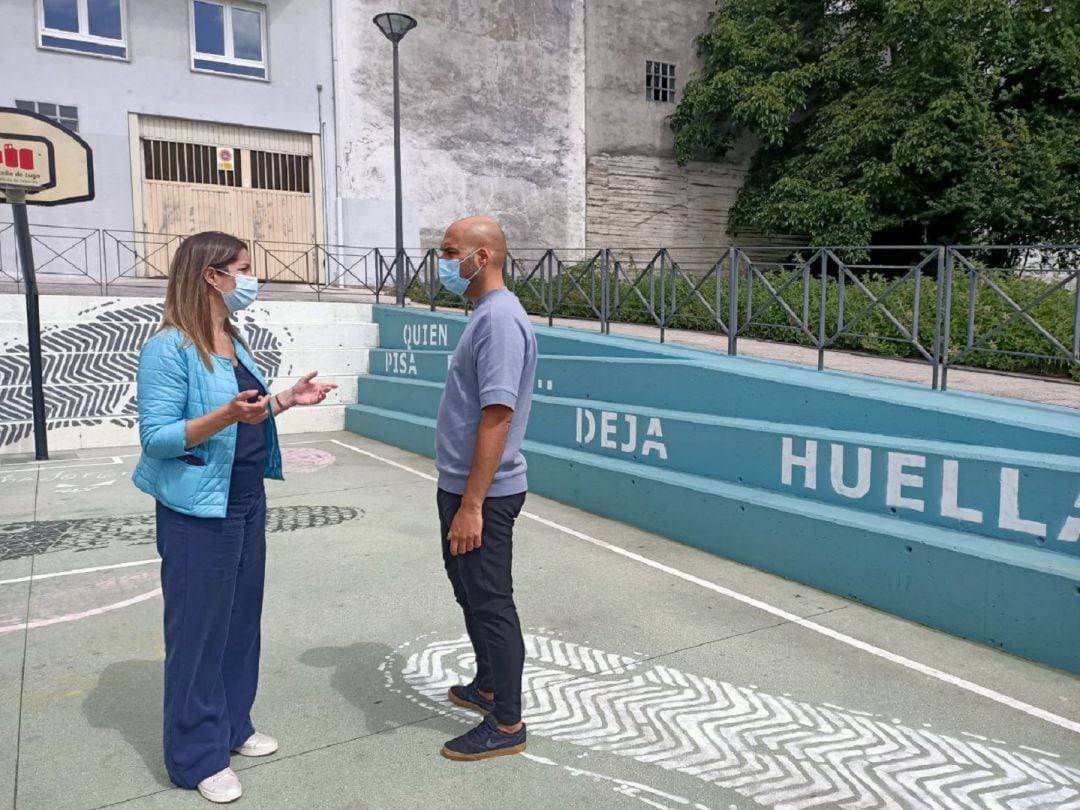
[217,147,234,172]
[0,137,53,191]
[0,108,93,205]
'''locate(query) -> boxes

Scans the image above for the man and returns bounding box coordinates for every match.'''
[434,215,537,761]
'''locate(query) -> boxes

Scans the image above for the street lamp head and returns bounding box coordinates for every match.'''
[373,12,417,44]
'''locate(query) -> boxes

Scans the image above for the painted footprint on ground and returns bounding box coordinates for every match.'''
[0,505,360,562]
[386,632,1080,810]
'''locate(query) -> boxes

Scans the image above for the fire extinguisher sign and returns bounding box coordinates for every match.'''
[0,134,55,192]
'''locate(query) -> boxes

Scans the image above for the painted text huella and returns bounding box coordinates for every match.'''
[782,437,1080,542]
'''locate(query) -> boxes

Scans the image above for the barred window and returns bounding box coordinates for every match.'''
[142,139,242,187]
[646,61,676,103]
[250,150,310,193]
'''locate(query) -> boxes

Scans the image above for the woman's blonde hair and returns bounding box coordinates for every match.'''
[161,231,248,370]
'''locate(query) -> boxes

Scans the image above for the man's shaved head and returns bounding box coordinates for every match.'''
[442,215,507,265]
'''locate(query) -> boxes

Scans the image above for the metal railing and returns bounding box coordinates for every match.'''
[1,225,1076,390]
[941,246,1080,390]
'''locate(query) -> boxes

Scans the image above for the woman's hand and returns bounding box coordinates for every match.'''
[225,389,270,424]
[286,371,337,407]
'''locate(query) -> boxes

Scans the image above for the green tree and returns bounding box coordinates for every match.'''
[672,0,1080,246]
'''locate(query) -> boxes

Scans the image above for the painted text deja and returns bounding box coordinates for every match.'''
[782,438,1080,543]
[576,408,668,459]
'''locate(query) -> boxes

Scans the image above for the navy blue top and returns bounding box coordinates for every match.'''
[231,362,268,483]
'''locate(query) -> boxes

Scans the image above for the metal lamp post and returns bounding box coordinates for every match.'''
[373,12,417,305]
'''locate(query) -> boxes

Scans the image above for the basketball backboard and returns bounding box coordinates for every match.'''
[0,107,94,205]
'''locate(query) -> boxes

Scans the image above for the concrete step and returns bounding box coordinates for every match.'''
[354,375,1080,552]
[343,403,1080,674]
[0,293,377,455]
[364,344,1080,456]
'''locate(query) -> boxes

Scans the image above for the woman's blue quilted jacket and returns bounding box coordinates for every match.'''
[132,327,284,517]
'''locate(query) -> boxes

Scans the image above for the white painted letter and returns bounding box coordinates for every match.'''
[600,411,617,449]
[621,414,638,453]
[782,437,818,490]
[941,459,983,524]
[999,468,1047,537]
[1057,491,1080,543]
[993,468,1045,540]
[887,453,926,513]
[642,418,668,460]
[576,408,596,445]
[830,444,871,499]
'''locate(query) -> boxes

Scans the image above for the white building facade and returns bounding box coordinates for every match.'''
[1,0,338,283]
[2,0,746,265]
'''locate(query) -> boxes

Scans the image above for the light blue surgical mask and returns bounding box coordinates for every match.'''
[438,250,482,297]
[215,270,259,313]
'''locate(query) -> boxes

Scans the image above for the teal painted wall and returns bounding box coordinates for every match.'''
[352,306,1080,673]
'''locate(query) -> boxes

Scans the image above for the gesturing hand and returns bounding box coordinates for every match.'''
[448,505,483,557]
[226,390,270,425]
[290,371,337,406]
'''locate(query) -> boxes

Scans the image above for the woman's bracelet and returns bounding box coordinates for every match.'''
[273,393,285,413]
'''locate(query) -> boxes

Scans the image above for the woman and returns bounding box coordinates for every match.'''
[133,231,335,803]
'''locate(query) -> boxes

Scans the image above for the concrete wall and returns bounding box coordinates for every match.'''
[0,0,336,239]
[586,154,748,248]
[333,0,587,249]
[583,0,752,247]
[585,0,713,159]
[0,295,376,455]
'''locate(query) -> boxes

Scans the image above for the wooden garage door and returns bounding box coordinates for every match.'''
[136,117,320,282]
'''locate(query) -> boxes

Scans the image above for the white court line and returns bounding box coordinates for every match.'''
[0,439,330,473]
[0,454,135,472]
[1,439,327,470]
[0,588,162,635]
[329,438,1080,737]
[0,559,159,587]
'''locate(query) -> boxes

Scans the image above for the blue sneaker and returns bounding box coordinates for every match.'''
[447,681,495,716]
[441,715,527,761]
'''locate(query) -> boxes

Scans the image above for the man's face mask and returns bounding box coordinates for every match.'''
[438,249,482,297]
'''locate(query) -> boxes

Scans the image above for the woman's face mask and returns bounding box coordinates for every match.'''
[212,269,259,313]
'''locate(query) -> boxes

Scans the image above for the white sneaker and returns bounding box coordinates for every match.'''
[197,767,242,803]
[232,732,279,757]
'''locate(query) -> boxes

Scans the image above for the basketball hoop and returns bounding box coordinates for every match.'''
[1,107,96,460]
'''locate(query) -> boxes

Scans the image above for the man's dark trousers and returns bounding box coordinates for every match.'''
[437,488,527,726]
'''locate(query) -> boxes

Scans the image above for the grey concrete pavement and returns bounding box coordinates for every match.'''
[0,432,1078,810]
